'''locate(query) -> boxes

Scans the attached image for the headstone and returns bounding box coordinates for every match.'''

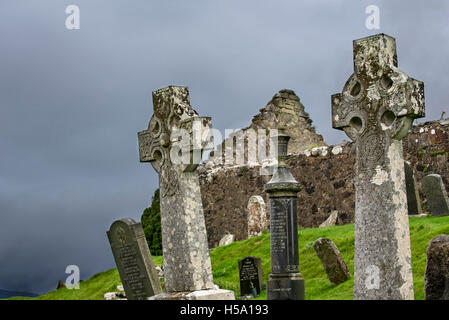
[313,238,350,285]
[107,218,163,300]
[219,234,235,247]
[238,256,263,296]
[404,162,422,215]
[56,280,66,290]
[319,210,338,228]
[422,174,449,217]
[247,195,268,238]
[332,34,425,300]
[425,235,449,300]
[264,130,305,300]
[138,86,234,299]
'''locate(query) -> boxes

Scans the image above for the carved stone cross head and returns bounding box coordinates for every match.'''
[138,86,214,177]
[332,33,425,142]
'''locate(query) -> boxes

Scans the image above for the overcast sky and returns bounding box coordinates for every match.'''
[1,0,448,294]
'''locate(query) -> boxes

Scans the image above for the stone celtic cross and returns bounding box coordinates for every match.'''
[332,34,425,300]
[138,86,215,293]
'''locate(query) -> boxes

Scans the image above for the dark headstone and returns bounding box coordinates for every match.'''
[107,218,163,300]
[405,162,422,215]
[425,235,449,300]
[238,256,263,296]
[422,174,449,217]
[264,131,305,300]
[313,238,350,285]
[56,280,66,290]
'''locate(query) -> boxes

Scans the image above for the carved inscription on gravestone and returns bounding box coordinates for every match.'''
[270,198,299,274]
[107,218,162,300]
[238,256,263,296]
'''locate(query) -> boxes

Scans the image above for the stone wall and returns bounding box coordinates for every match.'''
[404,118,449,211]
[200,118,449,248]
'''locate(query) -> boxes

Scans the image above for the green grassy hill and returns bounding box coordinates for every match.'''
[10,216,449,300]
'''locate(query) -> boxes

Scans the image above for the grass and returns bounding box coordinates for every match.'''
[8,216,449,300]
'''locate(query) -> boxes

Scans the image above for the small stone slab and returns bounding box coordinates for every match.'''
[405,162,422,215]
[247,195,268,238]
[319,210,338,228]
[218,234,234,247]
[313,238,350,285]
[238,256,263,296]
[422,174,449,217]
[107,218,162,300]
[425,235,449,300]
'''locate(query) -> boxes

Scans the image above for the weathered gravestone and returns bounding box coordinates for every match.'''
[313,238,350,285]
[138,86,234,300]
[319,210,338,228]
[405,162,422,215]
[425,235,449,300]
[422,174,449,217]
[107,218,162,300]
[265,130,305,300]
[238,256,263,296]
[332,34,425,299]
[218,234,234,247]
[247,195,268,238]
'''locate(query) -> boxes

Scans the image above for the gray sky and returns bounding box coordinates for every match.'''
[0,0,448,293]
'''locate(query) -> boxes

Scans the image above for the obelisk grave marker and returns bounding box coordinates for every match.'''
[138,85,234,299]
[332,34,425,299]
[107,218,162,300]
[265,130,305,300]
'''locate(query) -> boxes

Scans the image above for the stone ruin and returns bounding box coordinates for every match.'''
[200,115,449,248]
[208,89,326,167]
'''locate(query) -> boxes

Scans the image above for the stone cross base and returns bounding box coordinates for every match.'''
[267,273,305,300]
[148,288,235,300]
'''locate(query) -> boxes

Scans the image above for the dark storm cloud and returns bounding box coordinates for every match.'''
[0,0,448,293]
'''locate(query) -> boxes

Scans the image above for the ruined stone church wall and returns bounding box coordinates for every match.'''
[200,118,449,248]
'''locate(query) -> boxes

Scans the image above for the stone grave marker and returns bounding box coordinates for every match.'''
[265,130,305,300]
[422,174,449,217]
[319,210,338,228]
[425,235,449,300]
[238,256,263,296]
[107,218,162,300]
[138,85,234,299]
[404,162,422,215]
[247,195,268,238]
[313,238,350,285]
[219,234,235,247]
[332,34,425,299]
